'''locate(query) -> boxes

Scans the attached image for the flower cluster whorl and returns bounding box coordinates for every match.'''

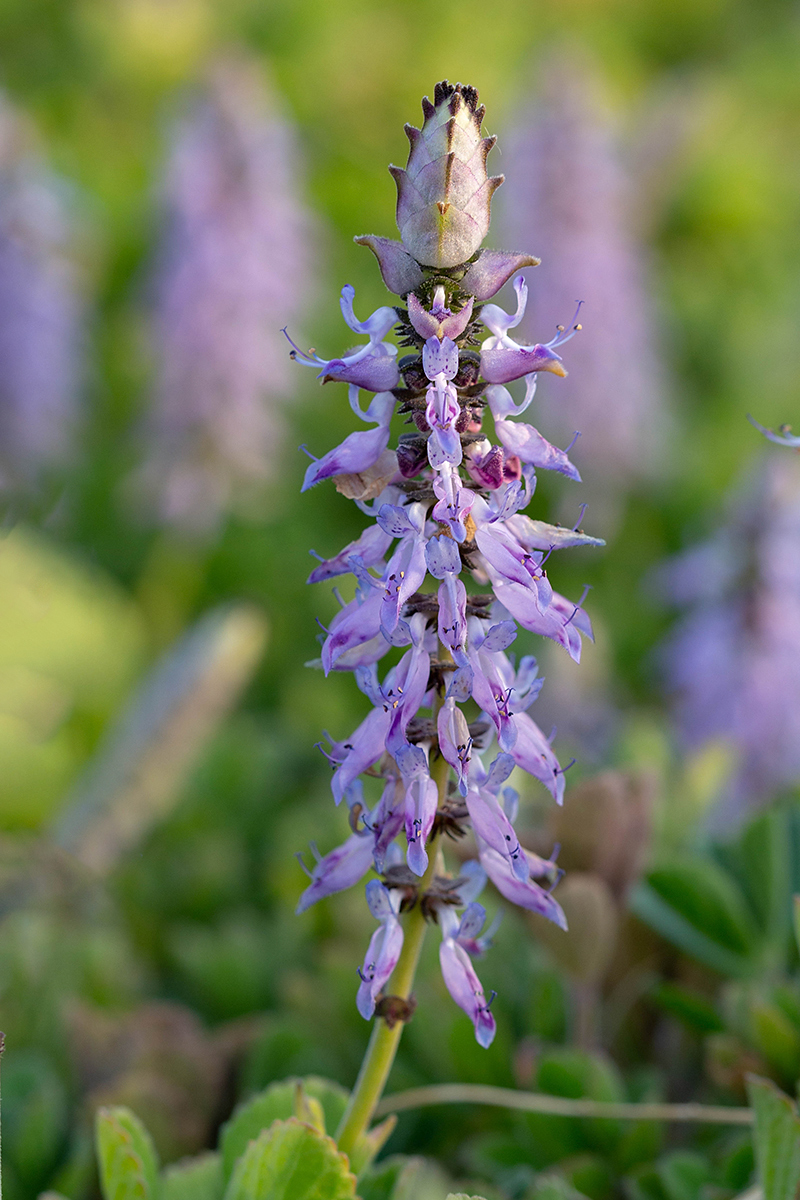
[290,81,604,1047]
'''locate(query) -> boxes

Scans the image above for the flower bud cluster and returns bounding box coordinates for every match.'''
[290,82,604,1047]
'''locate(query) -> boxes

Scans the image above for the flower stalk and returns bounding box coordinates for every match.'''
[291,79,605,1149]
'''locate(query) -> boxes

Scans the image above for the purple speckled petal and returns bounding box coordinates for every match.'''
[509,710,565,805]
[427,425,463,469]
[478,839,567,929]
[423,335,460,381]
[357,914,404,1019]
[437,698,472,796]
[439,937,496,1047]
[482,621,517,652]
[457,902,487,943]
[378,503,418,538]
[438,575,468,661]
[426,534,461,579]
[405,772,438,876]
[365,877,396,920]
[466,787,529,881]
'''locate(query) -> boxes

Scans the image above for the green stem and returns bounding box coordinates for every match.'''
[336,750,450,1157]
[372,1083,754,1126]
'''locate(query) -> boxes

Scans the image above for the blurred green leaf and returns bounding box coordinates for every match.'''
[1,1049,68,1189]
[715,810,792,961]
[220,1076,350,1180]
[749,999,800,1081]
[631,858,758,976]
[357,1156,409,1200]
[223,1116,356,1200]
[95,1106,159,1200]
[161,1153,224,1200]
[525,1176,592,1200]
[650,981,725,1033]
[54,603,267,873]
[747,1075,800,1200]
[656,1151,710,1200]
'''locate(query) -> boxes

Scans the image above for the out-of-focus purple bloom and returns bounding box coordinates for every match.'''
[137,57,313,534]
[500,54,667,527]
[294,80,606,1045]
[0,95,83,494]
[661,454,800,827]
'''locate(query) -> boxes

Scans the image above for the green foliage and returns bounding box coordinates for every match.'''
[1,1049,68,1192]
[631,859,757,977]
[220,1076,350,1180]
[95,1106,159,1200]
[747,1075,800,1200]
[161,1154,224,1200]
[224,1117,357,1200]
[633,807,800,980]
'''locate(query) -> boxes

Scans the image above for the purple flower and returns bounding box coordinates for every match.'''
[661,454,800,828]
[295,80,605,1046]
[0,96,83,494]
[136,57,313,534]
[499,53,668,527]
[301,391,395,491]
[285,284,400,393]
[439,904,497,1048]
[357,881,404,1019]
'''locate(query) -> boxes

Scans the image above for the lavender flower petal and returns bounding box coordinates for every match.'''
[439,937,497,1047]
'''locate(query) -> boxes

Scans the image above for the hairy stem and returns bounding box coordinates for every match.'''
[336,749,450,1157]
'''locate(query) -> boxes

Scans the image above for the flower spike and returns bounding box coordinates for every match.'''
[292,81,604,1049]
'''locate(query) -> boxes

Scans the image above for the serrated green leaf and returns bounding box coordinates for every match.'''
[95,1107,159,1200]
[223,1117,356,1200]
[220,1077,350,1179]
[793,896,800,961]
[161,1152,224,1200]
[747,1074,800,1200]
